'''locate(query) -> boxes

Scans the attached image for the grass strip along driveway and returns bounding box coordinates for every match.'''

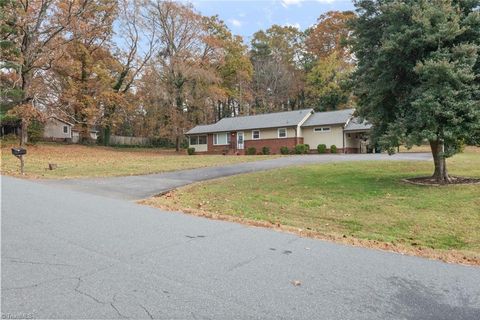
[144,147,480,265]
[1,144,276,179]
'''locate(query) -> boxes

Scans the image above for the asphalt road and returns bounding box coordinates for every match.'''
[2,169,480,319]
[41,153,432,200]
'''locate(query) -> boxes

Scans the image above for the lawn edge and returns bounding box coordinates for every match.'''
[139,196,480,267]
[0,154,284,180]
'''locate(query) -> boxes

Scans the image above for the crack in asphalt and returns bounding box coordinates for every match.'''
[111,294,130,319]
[5,257,76,267]
[45,233,121,263]
[74,277,106,305]
[139,304,154,319]
[110,302,127,318]
[73,278,132,318]
[3,277,77,291]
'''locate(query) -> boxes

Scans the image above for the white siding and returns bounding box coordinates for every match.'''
[193,144,208,152]
[188,134,208,152]
[43,118,72,139]
[302,125,344,149]
[244,127,296,140]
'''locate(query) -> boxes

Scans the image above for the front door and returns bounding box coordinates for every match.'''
[237,131,244,150]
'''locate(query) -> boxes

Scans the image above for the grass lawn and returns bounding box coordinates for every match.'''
[0,143,277,179]
[144,147,480,264]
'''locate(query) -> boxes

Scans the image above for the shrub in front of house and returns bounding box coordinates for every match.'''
[246,147,256,155]
[330,145,337,153]
[295,144,308,154]
[280,146,289,155]
[317,144,327,154]
[187,147,195,155]
[305,144,310,152]
[262,146,270,155]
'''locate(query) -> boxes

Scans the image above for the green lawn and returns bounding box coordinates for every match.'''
[0,143,277,179]
[145,147,480,263]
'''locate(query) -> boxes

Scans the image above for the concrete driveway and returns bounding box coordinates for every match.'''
[41,153,432,200]
[2,175,479,319]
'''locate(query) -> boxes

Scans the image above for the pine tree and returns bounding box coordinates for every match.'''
[351,0,480,183]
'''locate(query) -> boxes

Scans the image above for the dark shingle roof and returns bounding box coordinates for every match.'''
[186,109,313,134]
[300,109,354,127]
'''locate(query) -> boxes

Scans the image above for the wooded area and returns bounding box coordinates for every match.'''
[0,0,354,149]
[2,0,479,183]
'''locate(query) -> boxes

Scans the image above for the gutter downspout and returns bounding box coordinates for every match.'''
[297,109,314,147]
[343,115,354,154]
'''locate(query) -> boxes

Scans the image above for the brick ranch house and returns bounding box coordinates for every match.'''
[186,108,372,154]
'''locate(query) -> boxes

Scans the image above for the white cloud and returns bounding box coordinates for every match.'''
[229,18,242,27]
[281,0,341,8]
[316,0,340,3]
[281,0,303,8]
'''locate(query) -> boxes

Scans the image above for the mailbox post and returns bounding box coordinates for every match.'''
[11,147,27,175]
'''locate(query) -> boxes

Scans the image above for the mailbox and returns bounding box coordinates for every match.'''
[11,147,27,156]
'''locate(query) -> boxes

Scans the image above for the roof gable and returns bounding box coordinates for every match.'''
[301,109,354,127]
[48,116,74,126]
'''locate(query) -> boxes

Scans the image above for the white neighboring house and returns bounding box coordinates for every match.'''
[72,128,99,143]
[43,117,73,141]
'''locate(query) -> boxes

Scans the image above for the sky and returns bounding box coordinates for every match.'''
[191,0,355,42]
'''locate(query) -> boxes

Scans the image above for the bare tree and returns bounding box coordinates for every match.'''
[101,0,159,145]
[10,0,99,144]
[143,0,209,151]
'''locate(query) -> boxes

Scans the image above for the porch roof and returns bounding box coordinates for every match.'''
[344,117,372,132]
[300,108,354,127]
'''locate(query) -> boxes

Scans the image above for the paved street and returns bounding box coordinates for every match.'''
[2,161,479,319]
[41,153,432,200]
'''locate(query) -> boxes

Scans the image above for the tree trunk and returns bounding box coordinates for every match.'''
[175,136,180,152]
[20,119,28,146]
[429,139,450,184]
[20,68,32,146]
[103,126,111,146]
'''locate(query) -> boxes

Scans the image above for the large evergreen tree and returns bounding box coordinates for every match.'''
[351,0,480,183]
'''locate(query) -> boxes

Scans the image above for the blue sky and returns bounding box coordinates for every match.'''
[191,0,355,42]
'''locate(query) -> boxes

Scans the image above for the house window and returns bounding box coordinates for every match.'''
[252,130,260,140]
[63,126,68,133]
[190,136,198,145]
[198,135,207,144]
[190,135,207,145]
[314,127,331,133]
[278,128,287,138]
[214,133,230,145]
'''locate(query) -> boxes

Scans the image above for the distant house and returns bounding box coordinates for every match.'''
[44,116,99,143]
[185,108,372,154]
[72,128,99,143]
[43,117,73,141]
